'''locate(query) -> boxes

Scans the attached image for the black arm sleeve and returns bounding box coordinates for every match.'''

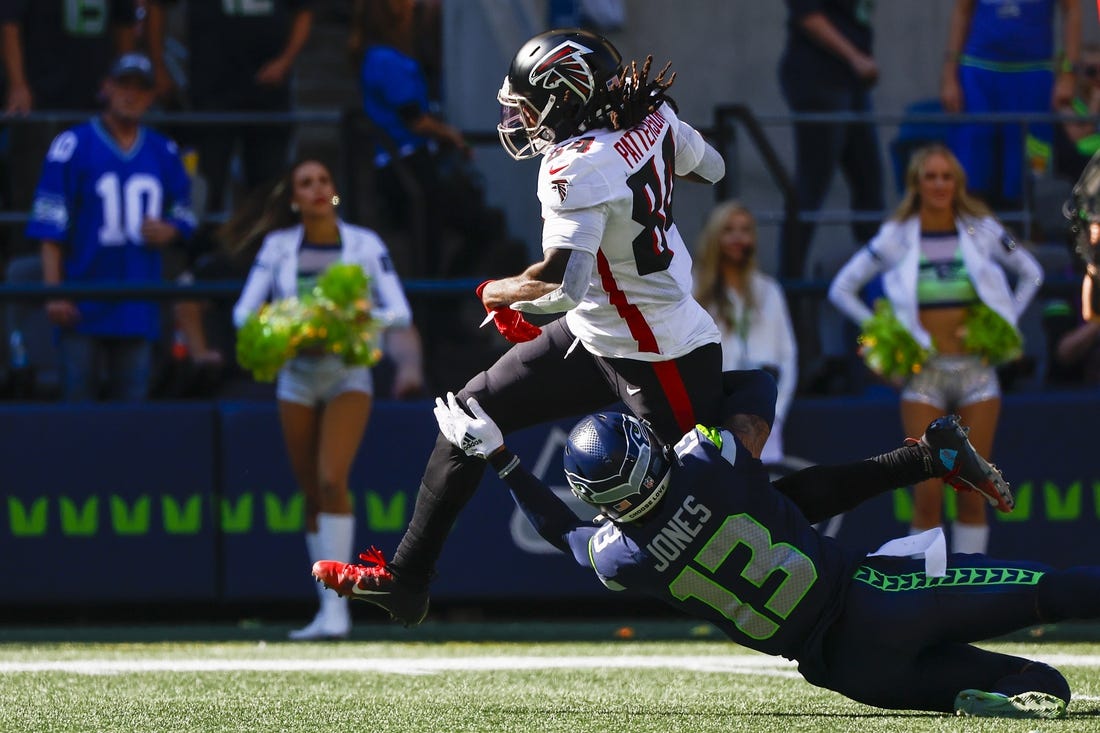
[771,460,899,524]
[489,449,584,554]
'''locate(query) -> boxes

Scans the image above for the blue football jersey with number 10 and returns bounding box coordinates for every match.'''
[26,119,196,339]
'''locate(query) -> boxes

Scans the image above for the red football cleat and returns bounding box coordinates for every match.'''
[312,547,429,627]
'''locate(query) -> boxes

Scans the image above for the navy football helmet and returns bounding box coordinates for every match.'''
[497,28,623,160]
[563,412,671,522]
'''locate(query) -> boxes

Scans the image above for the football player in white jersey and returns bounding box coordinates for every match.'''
[313,28,738,626]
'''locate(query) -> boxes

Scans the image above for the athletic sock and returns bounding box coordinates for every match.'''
[951,521,989,554]
[304,531,325,603]
[318,512,354,563]
[773,460,905,524]
[317,513,354,619]
[872,443,939,484]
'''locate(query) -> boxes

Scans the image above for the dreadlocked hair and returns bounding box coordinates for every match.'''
[607,56,677,131]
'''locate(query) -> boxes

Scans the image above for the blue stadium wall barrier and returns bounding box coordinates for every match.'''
[785,391,1100,564]
[1,404,220,603]
[3,392,1100,605]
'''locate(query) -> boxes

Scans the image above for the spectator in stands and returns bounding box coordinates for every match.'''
[352,0,473,278]
[1047,220,1100,386]
[828,143,1043,554]
[1050,303,1100,386]
[144,0,314,217]
[228,157,423,640]
[777,0,884,281]
[940,0,1080,210]
[0,1,139,259]
[1052,43,1100,185]
[694,201,797,465]
[26,53,196,401]
[349,0,443,101]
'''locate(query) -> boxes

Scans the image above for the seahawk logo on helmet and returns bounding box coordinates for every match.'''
[529,40,597,103]
[563,412,671,523]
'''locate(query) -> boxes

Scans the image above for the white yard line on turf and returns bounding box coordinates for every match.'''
[1,653,1098,677]
[0,655,803,677]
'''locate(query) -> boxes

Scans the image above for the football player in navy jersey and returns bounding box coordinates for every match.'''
[26,52,195,401]
[312,28,732,626]
[394,394,1099,720]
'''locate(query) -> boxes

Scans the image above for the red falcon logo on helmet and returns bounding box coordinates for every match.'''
[530,40,596,102]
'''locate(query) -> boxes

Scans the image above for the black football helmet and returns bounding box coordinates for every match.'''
[497,28,623,160]
[563,412,671,523]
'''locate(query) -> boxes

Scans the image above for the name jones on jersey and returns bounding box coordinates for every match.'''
[648,494,712,573]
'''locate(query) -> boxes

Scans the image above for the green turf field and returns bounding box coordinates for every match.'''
[3,621,1100,732]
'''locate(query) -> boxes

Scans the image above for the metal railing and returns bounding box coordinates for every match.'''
[0,278,484,301]
[0,105,1088,270]
[713,106,1100,274]
[0,106,1088,395]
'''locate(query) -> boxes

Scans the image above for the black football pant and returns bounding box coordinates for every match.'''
[810,555,1100,712]
[391,317,724,584]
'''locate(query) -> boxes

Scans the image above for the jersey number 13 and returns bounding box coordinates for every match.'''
[668,513,818,640]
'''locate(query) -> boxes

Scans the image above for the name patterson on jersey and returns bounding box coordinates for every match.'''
[648,494,712,573]
[613,108,668,167]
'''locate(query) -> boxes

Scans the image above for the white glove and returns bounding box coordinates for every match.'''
[432,392,504,459]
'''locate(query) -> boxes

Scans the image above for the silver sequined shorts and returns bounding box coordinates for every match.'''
[276,355,373,406]
[900,354,1000,410]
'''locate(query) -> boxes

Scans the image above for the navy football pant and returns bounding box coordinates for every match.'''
[814,554,1096,712]
[392,317,728,582]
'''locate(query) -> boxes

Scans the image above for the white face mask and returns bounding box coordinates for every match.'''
[496,77,557,161]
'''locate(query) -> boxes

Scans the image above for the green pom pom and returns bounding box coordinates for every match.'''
[317,262,370,308]
[857,299,931,380]
[962,304,1023,365]
[236,297,304,382]
[235,262,385,382]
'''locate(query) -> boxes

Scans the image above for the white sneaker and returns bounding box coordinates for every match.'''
[288,604,350,641]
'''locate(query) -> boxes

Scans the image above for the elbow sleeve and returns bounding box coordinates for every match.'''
[691,143,726,183]
[510,250,594,315]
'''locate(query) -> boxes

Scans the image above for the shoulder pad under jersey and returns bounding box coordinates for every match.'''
[537,134,621,211]
[673,426,737,466]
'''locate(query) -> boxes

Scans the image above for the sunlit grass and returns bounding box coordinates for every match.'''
[2,624,1099,732]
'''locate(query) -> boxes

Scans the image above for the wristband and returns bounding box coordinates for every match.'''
[489,447,515,471]
[497,455,521,479]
